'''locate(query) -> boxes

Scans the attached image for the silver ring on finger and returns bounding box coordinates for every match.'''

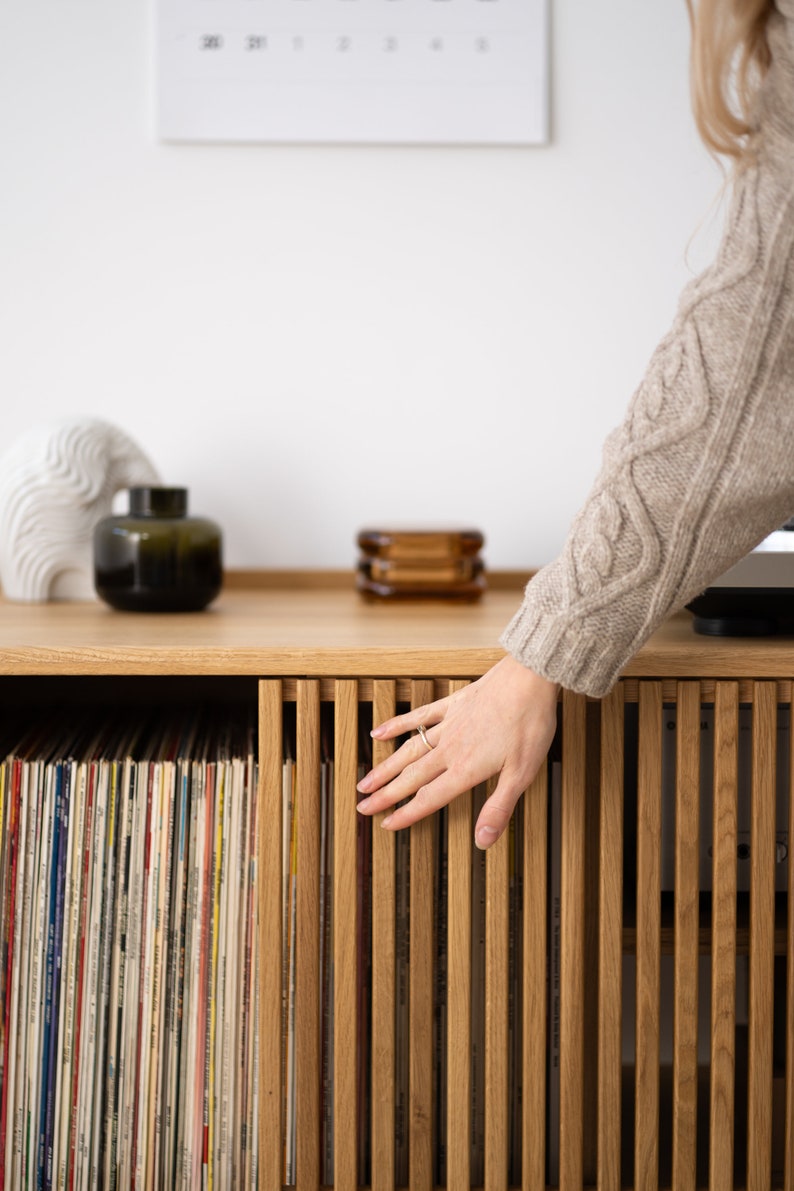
[416,724,434,752]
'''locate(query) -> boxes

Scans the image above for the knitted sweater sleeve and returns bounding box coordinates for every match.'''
[500,5,794,698]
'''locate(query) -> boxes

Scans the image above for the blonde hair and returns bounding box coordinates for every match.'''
[687,0,774,162]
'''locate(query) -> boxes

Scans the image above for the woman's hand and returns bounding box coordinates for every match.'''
[356,654,559,849]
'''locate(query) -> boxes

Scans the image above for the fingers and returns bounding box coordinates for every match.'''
[370,698,448,742]
[473,771,526,850]
[357,726,441,802]
[360,763,528,842]
[377,770,463,831]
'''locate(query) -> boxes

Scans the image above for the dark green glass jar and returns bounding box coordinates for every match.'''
[94,487,223,612]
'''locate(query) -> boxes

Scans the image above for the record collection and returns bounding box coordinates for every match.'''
[0,706,259,1190]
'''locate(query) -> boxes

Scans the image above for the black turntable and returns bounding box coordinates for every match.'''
[688,523,794,636]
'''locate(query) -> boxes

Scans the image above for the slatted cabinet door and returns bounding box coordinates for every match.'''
[620,680,793,1191]
[257,675,794,1191]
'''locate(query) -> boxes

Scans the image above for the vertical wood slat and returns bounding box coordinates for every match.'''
[710,681,739,1191]
[560,689,586,1191]
[296,679,321,1189]
[410,678,435,1191]
[485,774,509,1191]
[371,680,396,1191]
[635,681,662,1191]
[523,757,548,1191]
[787,679,794,1191]
[672,682,701,1191]
[583,701,603,1184]
[333,680,359,1191]
[258,680,283,1191]
[598,683,624,1191]
[446,680,472,1191]
[747,681,776,1191]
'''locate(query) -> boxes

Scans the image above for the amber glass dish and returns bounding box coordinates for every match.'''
[356,527,486,599]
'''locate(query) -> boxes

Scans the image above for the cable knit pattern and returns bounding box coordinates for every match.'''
[501,1,794,696]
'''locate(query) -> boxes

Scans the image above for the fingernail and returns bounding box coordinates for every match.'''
[475,825,498,850]
[357,776,373,794]
[371,726,385,739]
[357,797,371,812]
[381,814,393,828]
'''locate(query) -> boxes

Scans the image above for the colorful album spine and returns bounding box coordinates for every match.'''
[150,758,176,1191]
[0,757,12,1141]
[176,759,202,1189]
[206,760,223,1191]
[46,760,72,1186]
[36,761,63,1187]
[241,756,258,1189]
[196,760,214,1188]
[13,761,40,1188]
[219,758,239,1186]
[137,760,160,1189]
[104,756,135,1191]
[136,758,158,1190]
[228,757,242,1185]
[52,757,82,1186]
[5,758,30,1188]
[211,759,226,1189]
[26,763,55,1190]
[67,758,97,1191]
[119,757,147,1191]
[0,757,22,1188]
[236,756,254,1183]
[75,758,106,1187]
[55,757,86,1191]
[233,762,249,1181]
[182,756,208,1188]
[198,762,215,1189]
[93,753,115,1186]
[150,758,170,1190]
[130,759,156,1188]
[221,758,242,1186]
[91,759,120,1186]
[163,758,189,1189]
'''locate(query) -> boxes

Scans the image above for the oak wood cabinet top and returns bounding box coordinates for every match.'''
[0,571,792,679]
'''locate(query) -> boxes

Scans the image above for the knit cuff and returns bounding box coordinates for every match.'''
[498,577,634,699]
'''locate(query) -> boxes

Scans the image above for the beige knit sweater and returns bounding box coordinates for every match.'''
[501,0,794,697]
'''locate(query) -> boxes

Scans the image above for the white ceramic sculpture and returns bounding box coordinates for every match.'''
[0,417,161,601]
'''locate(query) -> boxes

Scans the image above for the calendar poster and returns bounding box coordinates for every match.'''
[156,0,549,145]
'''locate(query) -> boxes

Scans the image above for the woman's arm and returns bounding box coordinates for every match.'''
[358,4,794,846]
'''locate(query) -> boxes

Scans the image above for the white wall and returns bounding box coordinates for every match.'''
[0,0,725,572]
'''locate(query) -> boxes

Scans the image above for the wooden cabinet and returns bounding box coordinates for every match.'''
[2,575,793,1190]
